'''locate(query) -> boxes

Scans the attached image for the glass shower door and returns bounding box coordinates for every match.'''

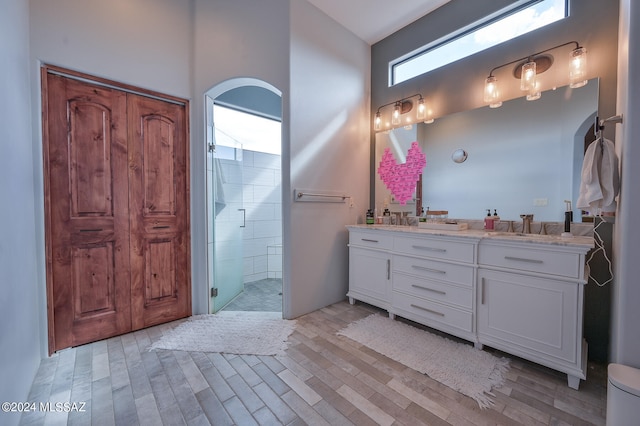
[207,97,245,313]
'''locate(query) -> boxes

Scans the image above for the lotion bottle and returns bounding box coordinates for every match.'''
[484,209,494,230]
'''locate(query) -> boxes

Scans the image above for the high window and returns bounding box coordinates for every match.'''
[390,0,568,86]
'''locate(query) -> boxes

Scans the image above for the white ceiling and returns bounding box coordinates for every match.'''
[306,0,452,45]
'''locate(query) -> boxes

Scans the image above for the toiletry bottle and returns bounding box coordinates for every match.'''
[492,209,500,229]
[484,209,494,230]
[562,200,573,237]
[366,209,374,225]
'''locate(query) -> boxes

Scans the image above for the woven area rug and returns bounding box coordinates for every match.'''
[149,311,296,356]
[337,314,510,409]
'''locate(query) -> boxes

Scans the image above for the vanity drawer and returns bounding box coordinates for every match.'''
[349,230,393,250]
[394,236,475,263]
[393,255,474,287]
[392,291,473,332]
[479,244,580,278]
[393,273,472,310]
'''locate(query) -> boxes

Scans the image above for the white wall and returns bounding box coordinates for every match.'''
[21,4,369,394]
[28,0,193,358]
[192,0,290,316]
[29,0,192,97]
[193,0,370,319]
[289,1,370,317]
[611,0,640,366]
[0,1,42,424]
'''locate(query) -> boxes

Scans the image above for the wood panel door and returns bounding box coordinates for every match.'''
[43,68,190,353]
[44,73,132,352]
[128,94,191,329]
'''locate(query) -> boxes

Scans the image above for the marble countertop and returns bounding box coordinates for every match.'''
[347,224,594,248]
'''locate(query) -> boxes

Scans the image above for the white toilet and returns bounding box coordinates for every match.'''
[607,363,640,425]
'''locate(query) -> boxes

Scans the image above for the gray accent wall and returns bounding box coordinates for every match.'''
[0,1,43,424]
[370,0,640,367]
[371,0,619,205]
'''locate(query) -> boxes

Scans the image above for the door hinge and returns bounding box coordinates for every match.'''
[211,288,218,297]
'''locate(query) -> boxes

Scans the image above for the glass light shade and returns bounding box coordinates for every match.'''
[416,98,427,120]
[391,103,401,126]
[569,47,587,88]
[374,112,381,131]
[526,89,541,101]
[484,75,502,108]
[520,61,537,92]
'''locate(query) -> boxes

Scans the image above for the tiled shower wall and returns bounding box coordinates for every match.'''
[242,150,282,283]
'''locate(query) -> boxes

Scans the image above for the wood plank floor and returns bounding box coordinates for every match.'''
[18,301,607,425]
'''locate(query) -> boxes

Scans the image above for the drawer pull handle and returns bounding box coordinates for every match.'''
[410,304,445,317]
[481,277,485,305]
[362,238,379,243]
[80,228,103,232]
[411,284,446,295]
[387,259,391,280]
[504,256,543,264]
[412,245,446,253]
[153,225,171,229]
[411,265,446,275]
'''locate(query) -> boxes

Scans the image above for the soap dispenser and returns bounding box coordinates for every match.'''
[484,209,494,230]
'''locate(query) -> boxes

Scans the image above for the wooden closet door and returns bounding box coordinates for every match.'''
[44,73,132,352]
[127,94,191,329]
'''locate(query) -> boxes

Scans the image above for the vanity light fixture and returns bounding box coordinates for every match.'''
[483,41,587,107]
[373,93,429,132]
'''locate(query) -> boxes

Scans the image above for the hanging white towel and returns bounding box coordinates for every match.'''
[576,137,619,213]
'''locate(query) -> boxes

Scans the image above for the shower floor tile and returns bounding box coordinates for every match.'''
[221,278,283,312]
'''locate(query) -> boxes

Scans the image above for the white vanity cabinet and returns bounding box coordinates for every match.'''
[346,226,593,390]
[477,240,591,389]
[347,229,393,310]
[390,235,477,342]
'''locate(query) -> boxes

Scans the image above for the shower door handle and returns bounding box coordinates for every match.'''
[238,208,246,228]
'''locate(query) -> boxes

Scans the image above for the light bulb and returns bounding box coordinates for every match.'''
[416,98,427,120]
[374,112,381,131]
[484,75,502,108]
[569,47,587,88]
[391,103,401,126]
[520,61,537,92]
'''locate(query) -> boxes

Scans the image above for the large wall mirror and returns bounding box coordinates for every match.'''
[374,78,599,222]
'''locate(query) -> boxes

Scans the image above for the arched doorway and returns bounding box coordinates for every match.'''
[205,79,283,314]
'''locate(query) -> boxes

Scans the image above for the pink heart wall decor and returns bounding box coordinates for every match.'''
[377,141,427,205]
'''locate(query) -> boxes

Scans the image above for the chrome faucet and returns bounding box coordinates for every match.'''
[520,214,534,234]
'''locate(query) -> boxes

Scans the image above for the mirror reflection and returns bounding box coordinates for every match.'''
[374,78,598,222]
